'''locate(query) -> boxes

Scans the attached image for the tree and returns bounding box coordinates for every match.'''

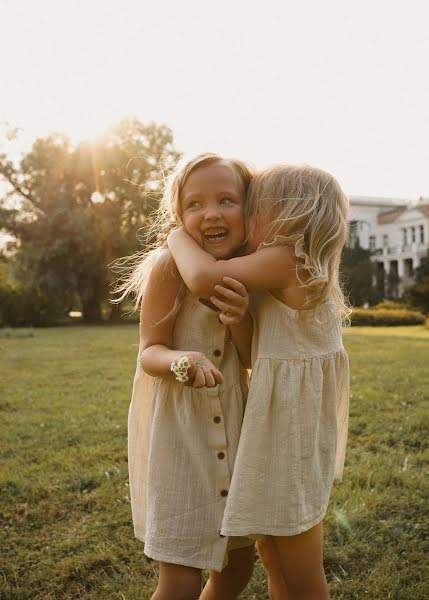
[405,250,429,314]
[341,245,382,306]
[0,118,180,322]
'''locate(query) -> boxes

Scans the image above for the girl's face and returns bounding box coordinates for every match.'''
[180,162,246,259]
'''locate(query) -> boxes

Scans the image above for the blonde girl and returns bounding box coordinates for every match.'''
[118,154,257,600]
[167,164,350,599]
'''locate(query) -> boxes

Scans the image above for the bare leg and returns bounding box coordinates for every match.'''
[256,538,289,600]
[151,562,202,600]
[200,544,255,600]
[273,522,330,600]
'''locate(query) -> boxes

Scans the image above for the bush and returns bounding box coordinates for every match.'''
[0,285,65,327]
[351,308,426,326]
[404,277,429,314]
[373,301,414,311]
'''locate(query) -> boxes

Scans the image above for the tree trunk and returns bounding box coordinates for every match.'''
[82,298,102,322]
[109,302,122,322]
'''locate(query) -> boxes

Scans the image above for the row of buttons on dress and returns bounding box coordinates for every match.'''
[210,341,229,535]
[212,415,228,496]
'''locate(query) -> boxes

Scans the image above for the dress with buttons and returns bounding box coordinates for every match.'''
[128,291,252,572]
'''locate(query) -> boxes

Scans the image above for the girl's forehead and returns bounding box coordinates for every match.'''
[182,162,242,195]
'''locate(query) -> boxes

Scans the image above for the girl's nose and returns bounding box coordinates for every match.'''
[204,202,222,220]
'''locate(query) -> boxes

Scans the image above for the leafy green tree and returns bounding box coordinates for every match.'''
[0,118,179,322]
[341,245,382,306]
[405,250,429,314]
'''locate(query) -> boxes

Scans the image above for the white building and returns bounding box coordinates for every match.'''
[348,196,429,295]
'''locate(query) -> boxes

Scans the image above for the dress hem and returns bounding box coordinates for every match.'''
[139,536,254,573]
[220,509,327,538]
[142,543,225,573]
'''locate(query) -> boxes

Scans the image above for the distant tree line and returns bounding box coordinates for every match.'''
[0,121,427,326]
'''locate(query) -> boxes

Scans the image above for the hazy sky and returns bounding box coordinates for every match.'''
[1,0,428,199]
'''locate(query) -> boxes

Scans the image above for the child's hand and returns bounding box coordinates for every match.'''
[183,353,224,389]
[210,277,249,326]
[191,362,224,389]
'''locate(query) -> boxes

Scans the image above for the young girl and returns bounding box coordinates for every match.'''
[118,153,256,600]
[167,163,350,599]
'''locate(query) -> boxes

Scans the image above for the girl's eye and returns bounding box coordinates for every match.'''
[187,201,201,209]
[220,197,234,204]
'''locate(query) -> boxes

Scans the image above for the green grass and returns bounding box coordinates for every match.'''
[1,325,428,599]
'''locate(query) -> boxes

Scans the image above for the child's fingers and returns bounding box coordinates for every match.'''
[219,312,241,326]
[210,295,241,315]
[192,367,206,388]
[221,277,248,296]
[201,365,216,387]
[214,285,244,302]
[212,368,224,385]
[205,369,216,387]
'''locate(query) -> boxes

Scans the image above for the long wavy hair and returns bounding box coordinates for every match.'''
[247,164,351,323]
[112,153,255,315]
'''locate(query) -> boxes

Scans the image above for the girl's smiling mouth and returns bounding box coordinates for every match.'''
[203,227,229,241]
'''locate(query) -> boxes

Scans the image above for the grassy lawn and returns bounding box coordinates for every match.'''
[1,325,428,599]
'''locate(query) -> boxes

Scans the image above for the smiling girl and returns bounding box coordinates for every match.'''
[115,154,256,600]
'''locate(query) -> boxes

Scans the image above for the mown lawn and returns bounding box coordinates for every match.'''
[1,325,428,600]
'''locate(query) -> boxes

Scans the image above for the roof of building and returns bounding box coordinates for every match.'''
[418,204,429,218]
[350,195,409,208]
[377,208,407,225]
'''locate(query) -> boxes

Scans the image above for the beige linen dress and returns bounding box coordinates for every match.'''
[220,290,349,538]
[128,291,252,572]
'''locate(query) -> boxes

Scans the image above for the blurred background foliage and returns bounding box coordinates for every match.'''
[0,118,179,325]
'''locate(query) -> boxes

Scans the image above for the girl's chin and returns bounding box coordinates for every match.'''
[205,245,244,260]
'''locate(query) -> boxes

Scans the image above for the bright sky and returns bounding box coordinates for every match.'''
[1,0,428,199]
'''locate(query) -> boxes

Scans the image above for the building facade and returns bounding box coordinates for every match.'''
[348,196,429,296]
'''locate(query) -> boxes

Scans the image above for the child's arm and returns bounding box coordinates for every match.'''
[139,248,223,388]
[229,313,253,370]
[209,276,253,369]
[167,227,297,298]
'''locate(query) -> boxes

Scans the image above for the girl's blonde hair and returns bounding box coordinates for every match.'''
[112,153,254,313]
[247,164,351,323]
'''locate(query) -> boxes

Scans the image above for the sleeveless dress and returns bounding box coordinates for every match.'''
[220,236,350,538]
[128,291,252,572]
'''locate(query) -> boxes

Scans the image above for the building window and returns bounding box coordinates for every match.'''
[411,227,416,243]
[369,235,376,251]
[402,228,407,245]
[419,224,425,244]
[348,221,358,248]
[383,234,389,247]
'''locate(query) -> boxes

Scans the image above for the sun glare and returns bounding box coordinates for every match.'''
[64,114,118,145]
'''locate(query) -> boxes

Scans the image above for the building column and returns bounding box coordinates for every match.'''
[398,259,405,296]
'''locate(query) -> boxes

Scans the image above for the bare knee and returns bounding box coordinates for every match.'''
[203,546,254,599]
[151,586,200,600]
[272,525,330,600]
[256,538,281,571]
[283,572,330,600]
[153,562,201,600]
